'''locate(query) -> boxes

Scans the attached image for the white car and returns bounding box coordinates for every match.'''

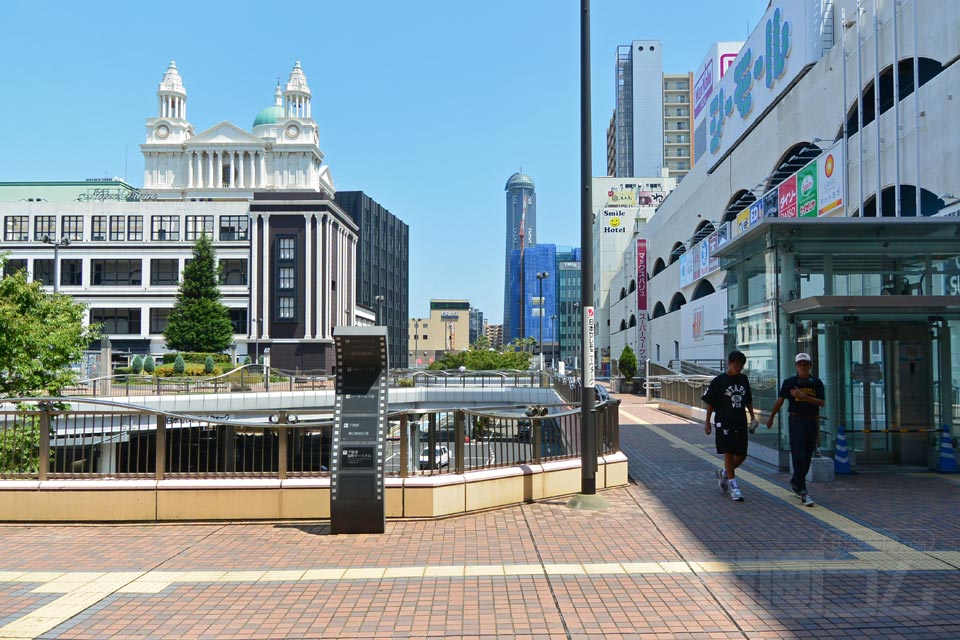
[419,446,450,470]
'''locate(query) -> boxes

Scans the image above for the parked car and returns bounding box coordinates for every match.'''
[419,445,450,470]
[516,419,532,441]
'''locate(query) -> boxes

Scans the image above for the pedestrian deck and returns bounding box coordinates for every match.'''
[0,394,957,639]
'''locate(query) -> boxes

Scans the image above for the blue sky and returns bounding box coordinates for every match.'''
[0,0,767,323]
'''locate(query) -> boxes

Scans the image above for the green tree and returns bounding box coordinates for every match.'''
[131,355,143,374]
[618,345,638,381]
[164,233,233,353]
[143,355,156,374]
[0,256,99,397]
[173,354,186,375]
[429,340,531,371]
[203,355,215,374]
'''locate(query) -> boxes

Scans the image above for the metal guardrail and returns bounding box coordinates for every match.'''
[0,397,620,481]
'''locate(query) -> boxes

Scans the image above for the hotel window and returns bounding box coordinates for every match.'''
[91,259,142,286]
[91,216,107,241]
[219,216,248,241]
[34,216,56,241]
[151,215,180,241]
[109,216,125,241]
[33,259,54,286]
[278,296,295,319]
[149,308,171,334]
[228,308,247,334]
[4,216,28,241]
[90,308,141,334]
[60,259,82,286]
[3,259,27,277]
[150,259,179,285]
[128,215,143,241]
[278,267,295,290]
[185,215,214,240]
[275,235,297,321]
[219,259,248,285]
[62,216,83,241]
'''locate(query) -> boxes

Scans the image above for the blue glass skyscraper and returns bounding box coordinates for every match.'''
[503,172,536,340]
[508,244,555,353]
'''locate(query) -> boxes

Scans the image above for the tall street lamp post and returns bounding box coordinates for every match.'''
[374,295,385,325]
[41,235,71,293]
[550,314,558,368]
[250,317,261,363]
[536,271,550,371]
[413,318,421,368]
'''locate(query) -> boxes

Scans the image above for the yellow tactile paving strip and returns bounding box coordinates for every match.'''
[0,409,957,639]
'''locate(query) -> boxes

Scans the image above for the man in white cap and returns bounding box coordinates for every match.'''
[766,353,825,507]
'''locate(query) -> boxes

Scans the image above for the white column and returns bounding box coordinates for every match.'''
[303,213,314,339]
[238,151,245,189]
[349,234,357,324]
[206,151,213,188]
[261,214,271,338]
[323,215,331,338]
[250,213,259,338]
[144,153,152,188]
[187,151,194,188]
[259,152,267,188]
[215,151,222,188]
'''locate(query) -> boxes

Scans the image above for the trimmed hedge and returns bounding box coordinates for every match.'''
[162,352,231,365]
[154,363,224,378]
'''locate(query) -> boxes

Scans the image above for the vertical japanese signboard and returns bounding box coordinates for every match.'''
[636,240,648,362]
[797,162,818,217]
[331,327,389,534]
[817,141,845,216]
[584,307,596,388]
[778,174,798,218]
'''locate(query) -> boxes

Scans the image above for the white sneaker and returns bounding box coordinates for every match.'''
[716,469,729,493]
[730,486,744,501]
[802,493,815,507]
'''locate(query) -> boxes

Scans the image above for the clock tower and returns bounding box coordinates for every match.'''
[145,60,193,145]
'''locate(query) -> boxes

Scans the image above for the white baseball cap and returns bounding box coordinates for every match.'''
[795,353,812,363]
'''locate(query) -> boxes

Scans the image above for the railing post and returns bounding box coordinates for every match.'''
[428,412,437,471]
[532,417,542,464]
[38,404,51,481]
[277,411,288,480]
[454,411,465,474]
[399,414,409,478]
[155,414,165,481]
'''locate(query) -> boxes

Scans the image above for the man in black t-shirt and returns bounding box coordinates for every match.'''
[703,350,757,502]
[767,352,826,507]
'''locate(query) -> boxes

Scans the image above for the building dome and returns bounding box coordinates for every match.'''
[505,172,535,191]
[253,105,283,127]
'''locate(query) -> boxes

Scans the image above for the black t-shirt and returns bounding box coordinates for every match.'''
[778,375,825,416]
[702,373,752,429]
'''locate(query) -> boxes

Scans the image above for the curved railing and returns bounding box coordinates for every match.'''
[0,396,620,481]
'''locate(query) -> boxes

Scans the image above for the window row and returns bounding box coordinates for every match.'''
[3,215,249,242]
[90,307,248,335]
[1,258,247,286]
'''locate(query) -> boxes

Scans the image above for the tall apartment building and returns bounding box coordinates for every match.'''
[334,191,410,368]
[662,73,694,181]
[608,42,694,181]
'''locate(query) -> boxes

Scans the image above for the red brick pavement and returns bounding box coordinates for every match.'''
[0,396,954,638]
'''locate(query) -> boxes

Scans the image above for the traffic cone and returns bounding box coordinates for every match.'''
[937,425,957,473]
[834,425,852,474]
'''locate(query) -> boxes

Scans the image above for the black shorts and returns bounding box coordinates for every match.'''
[715,424,748,456]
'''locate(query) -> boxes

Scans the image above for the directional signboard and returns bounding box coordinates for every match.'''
[331,327,389,534]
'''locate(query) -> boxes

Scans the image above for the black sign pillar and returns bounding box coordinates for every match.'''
[331,327,389,534]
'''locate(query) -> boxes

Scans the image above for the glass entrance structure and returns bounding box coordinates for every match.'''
[715,218,960,469]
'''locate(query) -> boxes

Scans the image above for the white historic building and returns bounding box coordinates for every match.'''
[0,61,360,372]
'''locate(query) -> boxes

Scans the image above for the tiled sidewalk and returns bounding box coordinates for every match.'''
[0,396,956,639]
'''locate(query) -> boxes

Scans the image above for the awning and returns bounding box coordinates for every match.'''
[781,295,960,320]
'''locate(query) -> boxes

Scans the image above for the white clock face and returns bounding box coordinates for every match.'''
[156,124,170,139]
[285,124,300,139]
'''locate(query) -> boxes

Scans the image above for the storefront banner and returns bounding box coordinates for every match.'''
[693,240,703,279]
[735,207,750,235]
[694,41,744,125]
[817,141,844,216]
[778,174,798,218]
[679,252,694,288]
[717,222,731,246]
[763,188,778,218]
[797,161,818,217]
[636,239,647,311]
[700,241,710,278]
[708,231,720,271]
[749,200,764,228]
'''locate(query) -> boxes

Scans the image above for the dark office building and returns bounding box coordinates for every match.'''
[335,191,410,367]
[557,247,582,368]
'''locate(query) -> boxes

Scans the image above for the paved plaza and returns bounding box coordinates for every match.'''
[1,396,958,639]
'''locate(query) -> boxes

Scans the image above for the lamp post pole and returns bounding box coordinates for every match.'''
[42,235,70,293]
[550,314,558,369]
[536,271,550,371]
[413,318,421,368]
[251,317,260,363]
[375,295,384,326]
[573,301,580,374]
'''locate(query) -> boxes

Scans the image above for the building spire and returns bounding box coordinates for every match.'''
[157,59,187,120]
[284,60,312,118]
